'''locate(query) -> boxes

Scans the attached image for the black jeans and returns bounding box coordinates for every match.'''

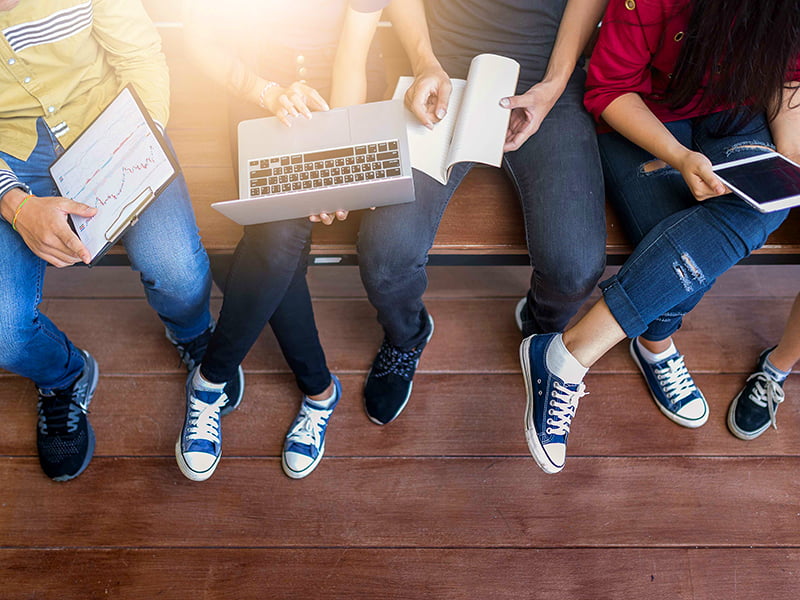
[200,218,331,397]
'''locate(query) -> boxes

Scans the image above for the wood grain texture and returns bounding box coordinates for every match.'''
[3,548,799,600]
[1,456,799,548]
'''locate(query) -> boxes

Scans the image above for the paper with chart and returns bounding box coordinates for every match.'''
[393,54,520,184]
[50,86,177,263]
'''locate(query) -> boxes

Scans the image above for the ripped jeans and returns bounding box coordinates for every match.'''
[597,110,788,341]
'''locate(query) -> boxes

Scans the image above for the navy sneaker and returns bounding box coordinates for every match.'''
[727,347,786,440]
[519,333,587,474]
[175,368,227,481]
[36,350,99,481]
[364,315,434,425]
[282,375,341,479]
[630,340,708,428]
[166,326,244,415]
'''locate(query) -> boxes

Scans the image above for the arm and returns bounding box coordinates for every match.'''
[769,82,800,163]
[386,0,452,128]
[91,0,171,127]
[182,0,327,126]
[330,6,384,108]
[0,179,96,268]
[601,93,726,200]
[501,0,609,151]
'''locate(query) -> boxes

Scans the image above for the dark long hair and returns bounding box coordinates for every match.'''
[667,0,800,130]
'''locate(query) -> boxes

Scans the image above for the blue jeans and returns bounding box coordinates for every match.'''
[598,111,789,340]
[357,70,606,347]
[200,218,331,397]
[0,119,212,390]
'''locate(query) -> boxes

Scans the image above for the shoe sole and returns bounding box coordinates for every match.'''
[281,441,326,479]
[519,337,563,474]
[629,342,708,429]
[364,316,434,426]
[514,297,526,333]
[175,439,221,482]
[726,389,769,441]
[52,351,100,482]
[221,366,245,416]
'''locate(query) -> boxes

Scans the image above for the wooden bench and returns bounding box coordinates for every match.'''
[123,3,800,267]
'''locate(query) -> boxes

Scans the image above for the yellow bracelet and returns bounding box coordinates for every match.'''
[11,193,34,232]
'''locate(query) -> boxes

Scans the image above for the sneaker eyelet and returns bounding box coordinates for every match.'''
[538,391,542,396]
[537,379,542,384]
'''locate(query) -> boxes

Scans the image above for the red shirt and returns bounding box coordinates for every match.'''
[584,0,800,125]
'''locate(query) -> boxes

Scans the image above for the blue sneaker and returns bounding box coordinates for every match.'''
[282,375,341,479]
[630,340,708,428]
[175,368,228,481]
[520,333,587,474]
[727,347,786,440]
[166,326,244,416]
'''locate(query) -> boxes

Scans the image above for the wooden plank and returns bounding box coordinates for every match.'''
[3,548,799,599]
[1,456,799,547]
[1,373,797,458]
[24,296,797,375]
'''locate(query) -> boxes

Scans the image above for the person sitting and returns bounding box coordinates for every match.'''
[520,0,799,473]
[0,0,227,481]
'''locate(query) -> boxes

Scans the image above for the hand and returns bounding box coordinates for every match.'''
[405,65,452,129]
[675,150,728,201]
[12,194,97,267]
[500,79,562,152]
[262,81,330,127]
[309,210,348,225]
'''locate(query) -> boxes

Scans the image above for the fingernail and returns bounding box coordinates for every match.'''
[436,108,446,119]
[499,98,510,107]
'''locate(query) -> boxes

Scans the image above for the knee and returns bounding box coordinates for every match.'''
[539,255,605,302]
[357,237,426,294]
[241,219,312,267]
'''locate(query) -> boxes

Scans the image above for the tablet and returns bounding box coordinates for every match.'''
[712,152,800,213]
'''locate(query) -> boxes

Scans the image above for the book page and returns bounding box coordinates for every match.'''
[50,87,176,261]
[393,76,466,185]
[446,54,520,174]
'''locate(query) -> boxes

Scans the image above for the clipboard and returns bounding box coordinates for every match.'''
[49,85,180,266]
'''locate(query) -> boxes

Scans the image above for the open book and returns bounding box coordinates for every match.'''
[392,53,520,185]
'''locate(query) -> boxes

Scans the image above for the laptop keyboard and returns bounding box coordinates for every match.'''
[247,139,403,197]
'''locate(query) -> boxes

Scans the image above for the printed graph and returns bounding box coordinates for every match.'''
[51,87,175,260]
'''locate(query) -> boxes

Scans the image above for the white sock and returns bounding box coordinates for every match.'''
[546,334,588,385]
[193,368,225,391]
[306,381,338,409]
[635,338,677,363]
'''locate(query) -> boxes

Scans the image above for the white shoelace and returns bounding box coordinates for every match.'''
[287,404,333,448]
[186,394,227,444]
[546,381,587,436]
[654,356,697,403]
[747,372,786,429]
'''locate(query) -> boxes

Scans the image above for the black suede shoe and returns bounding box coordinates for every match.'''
[166,326,244,415]
[727,347,786,440]
[37,350,99,481]
[364,316,434,425]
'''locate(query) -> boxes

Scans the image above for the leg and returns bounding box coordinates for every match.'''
[505,71,606,335]
[357,164,472,424]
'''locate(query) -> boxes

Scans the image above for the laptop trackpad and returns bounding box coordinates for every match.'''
[281,108,351,152]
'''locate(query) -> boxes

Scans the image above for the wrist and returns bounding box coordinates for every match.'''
[257,80,280,109]
[412,55,445,78]
[0,187,29,223]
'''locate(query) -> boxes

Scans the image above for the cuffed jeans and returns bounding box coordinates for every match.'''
[598,111,789,340]
[0,119,212,390]
[200,218,331,397]
[357,69,606,347]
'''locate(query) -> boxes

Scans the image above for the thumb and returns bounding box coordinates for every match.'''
[499,94,525,109]
[60,198,97,217]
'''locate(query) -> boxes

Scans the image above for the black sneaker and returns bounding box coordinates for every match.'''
[166,326,244,415]
[364,315,434,425]
[36,350,99,481]
[727,347,786,440]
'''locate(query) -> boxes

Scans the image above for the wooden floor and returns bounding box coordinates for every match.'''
[1,263,798,598]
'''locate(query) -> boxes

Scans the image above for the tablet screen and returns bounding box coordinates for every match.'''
[715,154,800,205]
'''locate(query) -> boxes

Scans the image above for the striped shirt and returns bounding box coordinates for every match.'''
[0,0,169,200]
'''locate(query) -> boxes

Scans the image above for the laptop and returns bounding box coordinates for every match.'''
[211,99,414,224]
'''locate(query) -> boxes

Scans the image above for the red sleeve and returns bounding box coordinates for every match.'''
[584,0,670,121]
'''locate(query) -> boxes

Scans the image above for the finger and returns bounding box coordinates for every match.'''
[279,95,299,118]
[304,87,330,112]
[335,210,348,221]
[697,166,726,196]
[407,86,434,128]
[500,94,524,109]
[433,79,452,122]
[317,212,334,225]
[288,93,312,119]
[276,108,292,128]
[60,198,97,218]
[56,227,92,264]
[308,215,321,222]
